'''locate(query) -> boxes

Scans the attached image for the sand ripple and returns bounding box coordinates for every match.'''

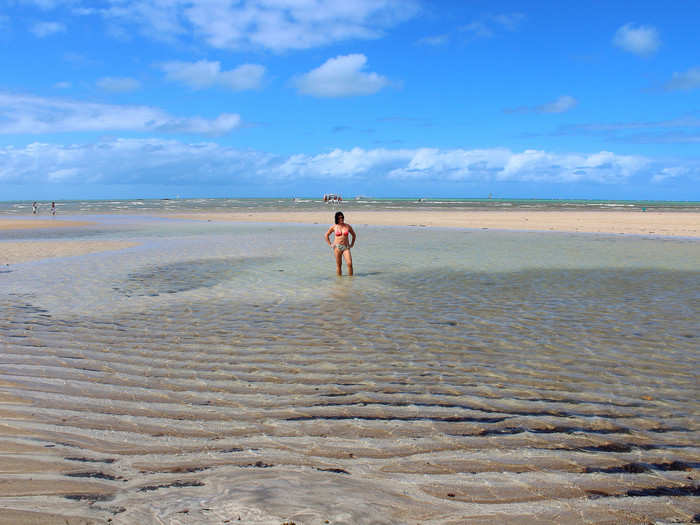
[0,262,698,524]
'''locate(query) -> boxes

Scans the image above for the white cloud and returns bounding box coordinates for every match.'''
[96,76,141,92]
[188,0,419,51]
[294,54,389,97]
[76,0,419,52]
[613,23,660,57]
[460,12,525,39]
[665,66,700,91]
[54,81,72,89]
[537,95,578,114]
[161,60,265,90]
[0,92,241,135]
[2,140,693,188]
[0,139,278,185]
[505,95,578,114]
[274,147,650,185]
[30,20,66,37]
[651,166,690,183]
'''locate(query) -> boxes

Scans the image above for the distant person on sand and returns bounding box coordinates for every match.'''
[32,201,37,214]
[325,211,356,276]
[51,202,56,216]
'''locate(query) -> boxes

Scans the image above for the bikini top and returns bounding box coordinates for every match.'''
[335,227,348,237]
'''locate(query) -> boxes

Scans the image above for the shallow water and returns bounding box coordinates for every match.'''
[1,218,698,524]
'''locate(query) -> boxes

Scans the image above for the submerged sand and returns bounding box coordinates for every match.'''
[2,210,697,266]
[0,219,138,264]
[1,211,698,523]
[1,241,139,264]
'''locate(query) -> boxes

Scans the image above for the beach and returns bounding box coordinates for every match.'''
[166,209,700,237]
[2,208,698,265]
[1,204,699,524]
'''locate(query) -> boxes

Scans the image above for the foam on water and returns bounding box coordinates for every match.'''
[1,217,698,523]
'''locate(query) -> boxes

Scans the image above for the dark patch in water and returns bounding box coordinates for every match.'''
[478,425,629,437]
[579,443,688,452]
[626,485,700,497]
[66,471,122,481]
[315,467,350,475]
[586,485,700,499]
[240,461,273,468]
[512,396,644,409]
[65,457,116,464]
[286,414,507,423]
[137,480,204,492]
[586,461,699,473]
[115,256,273,296]
[64,493,114,502]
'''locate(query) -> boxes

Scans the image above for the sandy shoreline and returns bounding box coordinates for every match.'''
[2,211,699,237]
[165,210,700,238]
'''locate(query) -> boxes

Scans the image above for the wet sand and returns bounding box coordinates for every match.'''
[0,219,94,230]
[166,210,700,237]
[1,241,140,265]
[0,219,138,264]
[0,214,698,523]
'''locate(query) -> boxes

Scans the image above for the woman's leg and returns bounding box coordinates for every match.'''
[343,249,353,276]
[334,247,343,276]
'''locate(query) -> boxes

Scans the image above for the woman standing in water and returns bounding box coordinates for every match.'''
[325,211,356,276]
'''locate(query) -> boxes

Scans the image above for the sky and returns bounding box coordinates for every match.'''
[1,0,699,200]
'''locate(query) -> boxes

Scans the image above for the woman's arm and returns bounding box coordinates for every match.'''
[324,225,335,245]
[348,225,356,248]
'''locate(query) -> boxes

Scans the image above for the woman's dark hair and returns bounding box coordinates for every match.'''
[334,211,344,224]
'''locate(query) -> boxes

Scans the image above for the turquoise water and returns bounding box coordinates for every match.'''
[2,196,700,215]
[0,216,698,523]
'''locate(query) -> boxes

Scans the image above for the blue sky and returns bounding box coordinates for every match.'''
[1,0,699,200]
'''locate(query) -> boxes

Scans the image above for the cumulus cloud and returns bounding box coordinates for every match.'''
[665,66,700,91]
[30,20,66,37]
[613,23,660,57]
[68,0,418,52]
[0,138,278,185]
[505,95,578,114]
[188,0,419,51]
[96,76,141,92]
[2,140,692,188]
[275,147,650,185]
[294,54,389,97]
[161,60,265,90]
[0,92,241,135]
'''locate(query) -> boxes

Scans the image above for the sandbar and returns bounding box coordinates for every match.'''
[165,210,700,237]
[0,218,94,230]
[1,240,139,264]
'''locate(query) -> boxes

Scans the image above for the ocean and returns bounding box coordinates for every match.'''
[2,196,700,215]
[0,202,698,523]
